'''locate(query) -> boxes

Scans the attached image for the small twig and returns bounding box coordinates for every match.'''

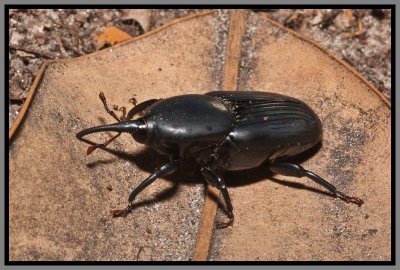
[341,19,365,38]
[9,95,26,102]
[59,11,84,56]
[147,10,156,31]
[9,44,59,59]
[354,19,365,36]
[55,33,69,58]
[68,25,84,56]
[136,247,143,261]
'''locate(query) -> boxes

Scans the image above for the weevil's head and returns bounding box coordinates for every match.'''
[128,118,147,144]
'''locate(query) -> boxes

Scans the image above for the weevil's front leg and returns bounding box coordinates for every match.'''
[111,158,181,217]
[201,168,234,228]
[85,92,123,154]
[113,97,135,121]
[268,162,364,206]
[126,98,161,120]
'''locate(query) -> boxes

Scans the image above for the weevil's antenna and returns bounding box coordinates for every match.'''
[96,92,122,154]
[77,92,143,155]
[83,92,123,154]
[77,92,159,155]
[99,91,121,122]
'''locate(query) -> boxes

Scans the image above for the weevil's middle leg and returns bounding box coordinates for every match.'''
[268,162,364,206]
[201,168,234,228]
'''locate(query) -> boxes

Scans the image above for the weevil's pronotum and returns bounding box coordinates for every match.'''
[76,91,363,228]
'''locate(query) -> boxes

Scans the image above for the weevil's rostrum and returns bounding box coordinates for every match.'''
[77,91,363,228]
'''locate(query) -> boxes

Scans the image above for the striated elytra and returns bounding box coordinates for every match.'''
[77,91,363,228]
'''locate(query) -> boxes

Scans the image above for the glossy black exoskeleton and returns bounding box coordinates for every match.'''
[76,91,363,228]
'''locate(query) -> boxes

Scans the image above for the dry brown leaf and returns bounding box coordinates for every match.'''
[93,26,133,47]
[9,10,390,262]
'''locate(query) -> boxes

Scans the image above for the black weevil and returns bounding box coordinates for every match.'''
[76,91,363,228]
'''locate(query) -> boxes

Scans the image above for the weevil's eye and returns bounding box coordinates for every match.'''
[131,118,147,144]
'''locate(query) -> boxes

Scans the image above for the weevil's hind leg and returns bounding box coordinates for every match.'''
[201,168,234,228]
[111,158,181,218]
[268,162,364,206]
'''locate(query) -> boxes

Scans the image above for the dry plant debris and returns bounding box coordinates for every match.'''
[9,9,391,128]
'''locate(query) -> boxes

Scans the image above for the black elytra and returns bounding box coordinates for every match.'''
[76,91,363,228]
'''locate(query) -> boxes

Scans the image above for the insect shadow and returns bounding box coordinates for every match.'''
[83,135,333,213]
[83,136,204,208]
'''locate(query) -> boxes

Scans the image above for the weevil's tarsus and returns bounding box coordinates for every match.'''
[129,97,138,107]
[216,216,234,229]
[111,209,127,218]
[111,104,128,121]
[336,191,364,206]
[111,202,134,218]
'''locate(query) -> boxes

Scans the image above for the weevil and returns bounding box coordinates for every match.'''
[76,91,363,228]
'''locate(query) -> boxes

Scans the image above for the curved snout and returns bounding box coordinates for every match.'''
[76,120,144,141]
